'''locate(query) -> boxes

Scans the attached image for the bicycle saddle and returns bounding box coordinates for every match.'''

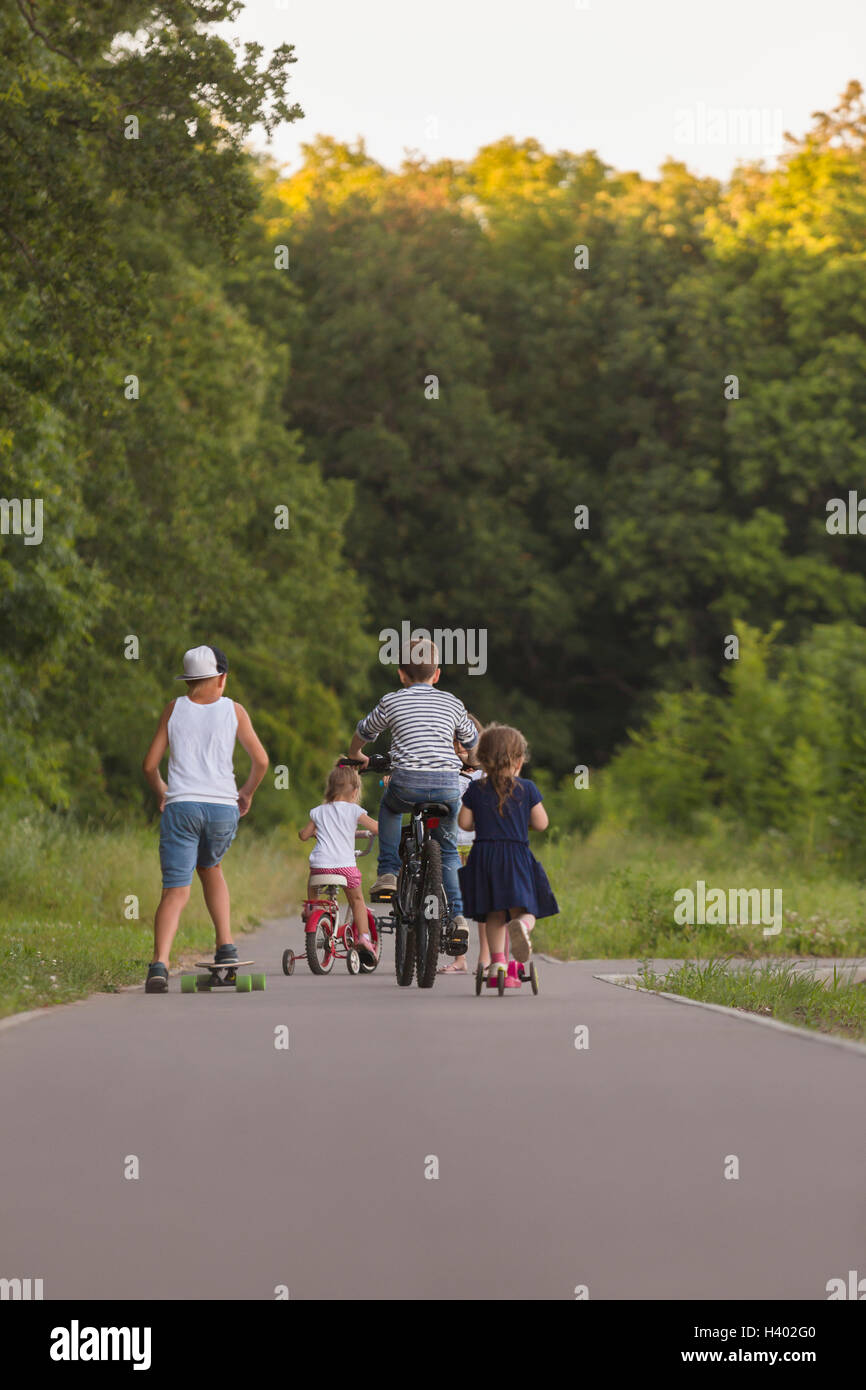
[419,802,452,819]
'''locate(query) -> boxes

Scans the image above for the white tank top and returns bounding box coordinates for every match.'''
[165,697,238,806]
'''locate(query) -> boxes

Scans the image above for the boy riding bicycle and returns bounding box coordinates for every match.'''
[346,637,478,938]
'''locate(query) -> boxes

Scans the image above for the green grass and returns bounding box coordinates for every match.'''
[635,958,866,1043]
[533,822,866,959]
[5,809,866,1020]
[0,815,305,1019]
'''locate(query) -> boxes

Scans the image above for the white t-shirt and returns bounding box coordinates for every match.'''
[309,801,366,868]
[165,696,238,806]
[457,768,483,846]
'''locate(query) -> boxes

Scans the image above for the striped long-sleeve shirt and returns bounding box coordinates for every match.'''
[356,684,479,772]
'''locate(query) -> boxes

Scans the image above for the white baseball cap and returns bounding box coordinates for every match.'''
[176,645,228,681]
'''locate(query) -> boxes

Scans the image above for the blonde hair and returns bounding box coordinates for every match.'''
[324,765,361,802]
[476,724,529,814]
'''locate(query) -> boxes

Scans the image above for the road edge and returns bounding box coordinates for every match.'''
[594,972,866,1058]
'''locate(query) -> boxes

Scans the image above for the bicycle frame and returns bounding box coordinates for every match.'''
[337,756,467,985]
[395,810,438,918]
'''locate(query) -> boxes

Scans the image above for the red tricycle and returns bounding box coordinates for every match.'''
[282,831,381,977]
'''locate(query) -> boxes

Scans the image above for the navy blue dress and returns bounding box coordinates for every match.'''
[458,776,559,921]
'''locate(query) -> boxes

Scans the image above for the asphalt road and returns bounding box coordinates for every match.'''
[1,916,864,1300]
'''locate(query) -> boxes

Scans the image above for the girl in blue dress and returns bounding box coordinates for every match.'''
[458,723,559,990]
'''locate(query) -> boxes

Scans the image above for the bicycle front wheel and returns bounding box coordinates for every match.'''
[395,916,416,985]
[394,863,417,986]
[416,838,444,989]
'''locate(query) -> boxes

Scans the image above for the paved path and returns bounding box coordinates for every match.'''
[1,918,863,1300]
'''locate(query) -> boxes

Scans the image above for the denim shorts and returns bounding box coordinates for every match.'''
[160,801,240,888]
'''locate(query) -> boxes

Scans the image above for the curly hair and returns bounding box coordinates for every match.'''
[476,723,528,814]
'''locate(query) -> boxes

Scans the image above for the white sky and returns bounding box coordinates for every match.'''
[219,0,866,181]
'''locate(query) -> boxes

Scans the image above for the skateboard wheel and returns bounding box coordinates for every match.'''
[530,962,539,996]
[181,975,197,994]
[346,949,360,975]
[251,973,266,991]
[198,977,212,991]
[497,967,506,998]
[282,949,295,976]
[475,963,484,996]
[235,974,252,992]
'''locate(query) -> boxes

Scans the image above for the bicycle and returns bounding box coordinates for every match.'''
[282,830,380,977]
[337,755,469,989]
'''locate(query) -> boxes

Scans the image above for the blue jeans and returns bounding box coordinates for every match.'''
[377,772,463,917]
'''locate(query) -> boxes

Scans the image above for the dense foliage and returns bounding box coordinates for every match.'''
[271,86,866,774]
[1,2,368,821]
[2,2,865,839]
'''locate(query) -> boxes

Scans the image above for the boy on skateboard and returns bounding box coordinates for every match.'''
[142,645,269,993]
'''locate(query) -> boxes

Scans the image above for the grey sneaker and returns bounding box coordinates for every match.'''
[371,873,397,898]
[145,962,168,994]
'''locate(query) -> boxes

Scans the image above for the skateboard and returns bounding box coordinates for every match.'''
[180,961,266,993]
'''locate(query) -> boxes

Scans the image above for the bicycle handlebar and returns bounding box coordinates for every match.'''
[338,753,391,774]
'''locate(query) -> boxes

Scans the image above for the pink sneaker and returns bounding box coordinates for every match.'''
[486,963,521,989]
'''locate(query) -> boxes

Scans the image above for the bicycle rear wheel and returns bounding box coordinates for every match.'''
[415,838,444,989]
[305,909,336,974]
